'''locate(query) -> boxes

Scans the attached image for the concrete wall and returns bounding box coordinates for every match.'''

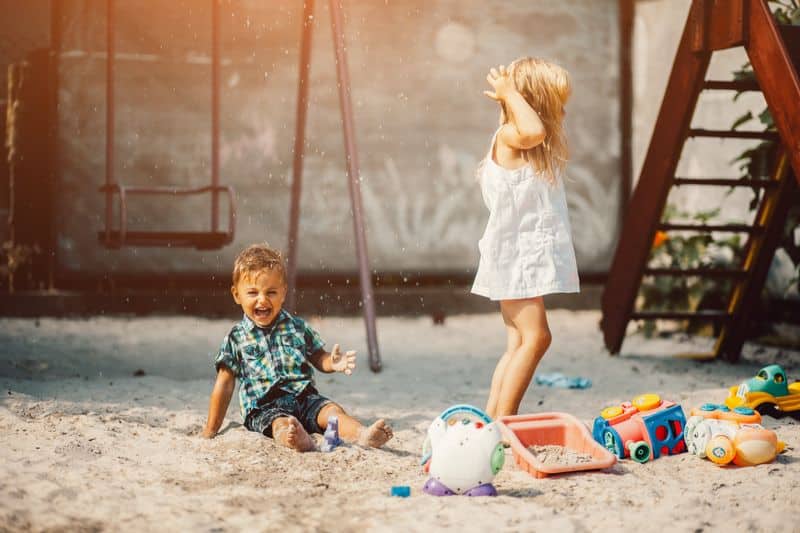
[54,0,621,277]
[0,0,50,92]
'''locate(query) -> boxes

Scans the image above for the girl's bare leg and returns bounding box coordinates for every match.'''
[486,305,522,419]
[494,297,551,418]
[316,403,393,448]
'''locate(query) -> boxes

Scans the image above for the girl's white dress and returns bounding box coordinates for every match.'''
[471,129,580,300]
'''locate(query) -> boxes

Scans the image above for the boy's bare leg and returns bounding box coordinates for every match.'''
[271,416,316,452]
[494,297,551,418]
[486,306,522,419]
[317,403,393,448]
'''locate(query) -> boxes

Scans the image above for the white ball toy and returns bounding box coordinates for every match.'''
[422,405,505,496]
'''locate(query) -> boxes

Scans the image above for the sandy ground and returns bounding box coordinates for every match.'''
[1,310,799,532]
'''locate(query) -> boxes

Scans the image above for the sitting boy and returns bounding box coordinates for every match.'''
[201,243,393,451]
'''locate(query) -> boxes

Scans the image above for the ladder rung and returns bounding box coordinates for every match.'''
[631,310,730,321]
[688,129,779,140]
[702,80,760,91]
[673,177,777,188]
[644,268,747,279]
[658,223,761,233]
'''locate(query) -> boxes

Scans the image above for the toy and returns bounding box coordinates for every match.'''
[421,405,504,496]
[497,412,617,478]
[321,415,342,452]
[390,486,410,498]
[684,404,785,466]
[592,393,686,463]
[725,364,800,419]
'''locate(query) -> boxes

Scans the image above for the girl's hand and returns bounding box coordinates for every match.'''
[330,344,357,375]
[484,64,516,102]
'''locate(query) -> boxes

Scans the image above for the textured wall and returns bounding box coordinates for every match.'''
[0,0,50,91]
[55,0,621,276]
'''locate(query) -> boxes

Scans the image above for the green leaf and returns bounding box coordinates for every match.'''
[758,108,775,128]
[732,62,753,81]
[693,208,721,223]
[731,111,754,130]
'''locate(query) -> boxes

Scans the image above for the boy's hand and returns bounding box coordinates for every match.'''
[484,64,516,102]
[330,344,357,375]
[200,427,216,439]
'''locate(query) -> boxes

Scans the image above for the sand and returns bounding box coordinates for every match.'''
[1,310,799,532]
[527,445,595,466]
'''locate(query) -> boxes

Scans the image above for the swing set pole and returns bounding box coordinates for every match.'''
[286,0,382,372]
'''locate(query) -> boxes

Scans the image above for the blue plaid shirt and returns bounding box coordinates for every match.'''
[214,310,326,420]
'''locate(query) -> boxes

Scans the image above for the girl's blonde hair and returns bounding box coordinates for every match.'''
[500,57,571,182]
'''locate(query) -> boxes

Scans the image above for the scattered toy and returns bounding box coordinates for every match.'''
[592,393,686,463]
[421,405,504,496]
[321,415,342,452]
[684,404,785,466]
[725,364,800,419]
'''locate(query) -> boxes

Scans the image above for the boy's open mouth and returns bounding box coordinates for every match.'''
[254,307,272,320]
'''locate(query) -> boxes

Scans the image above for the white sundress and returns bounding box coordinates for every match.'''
[471,128,580,301]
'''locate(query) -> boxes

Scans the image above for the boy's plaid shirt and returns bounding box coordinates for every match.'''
[214,309,326,420]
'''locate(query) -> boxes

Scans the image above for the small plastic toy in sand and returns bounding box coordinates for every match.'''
[321,415,342,452]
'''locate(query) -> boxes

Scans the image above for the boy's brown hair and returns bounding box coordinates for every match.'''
[232,243,287,286]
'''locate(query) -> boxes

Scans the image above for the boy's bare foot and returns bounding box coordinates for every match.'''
[357,419,394,448]
[274,417,316,452]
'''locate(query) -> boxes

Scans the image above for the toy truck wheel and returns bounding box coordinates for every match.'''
[755,403,784,419]
[627,441,651,464]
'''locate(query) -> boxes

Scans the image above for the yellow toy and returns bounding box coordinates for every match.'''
[684,404,785,467]
[724,365,800,419]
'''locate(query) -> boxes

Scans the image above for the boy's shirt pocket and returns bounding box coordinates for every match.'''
[239,342,273,380]
[280,334,314,375]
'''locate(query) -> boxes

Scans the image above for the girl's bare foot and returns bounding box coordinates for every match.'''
[274,417,316,452]
[357,419,394,448]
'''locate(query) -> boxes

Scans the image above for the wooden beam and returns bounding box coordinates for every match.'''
[746,0,800,186]
[691,0,746,53]
[715,158,797,361]
[601,0,712,354]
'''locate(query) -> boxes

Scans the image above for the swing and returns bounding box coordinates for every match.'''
[98,0,235,250]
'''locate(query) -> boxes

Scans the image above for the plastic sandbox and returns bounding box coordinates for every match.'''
[497,412,617,478]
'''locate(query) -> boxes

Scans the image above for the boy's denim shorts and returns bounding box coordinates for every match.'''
[244,385,333,438]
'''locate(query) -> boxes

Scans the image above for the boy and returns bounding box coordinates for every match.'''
[201,243,393,451]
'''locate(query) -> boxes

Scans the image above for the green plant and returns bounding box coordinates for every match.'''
[637,205,743,337]
[771,0,800,24]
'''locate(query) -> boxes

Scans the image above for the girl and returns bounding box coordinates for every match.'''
[472,58,580,419]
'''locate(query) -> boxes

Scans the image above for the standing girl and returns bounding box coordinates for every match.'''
[472,57,580,419]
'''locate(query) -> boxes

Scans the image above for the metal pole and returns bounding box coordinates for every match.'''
[211,0,220,233]
[48,0,62,290]
[328,0,381,372]
[286,0,315,311]
[105,0,115,243]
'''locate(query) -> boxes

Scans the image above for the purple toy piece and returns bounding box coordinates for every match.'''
[464,483,498,497]
[422,478,455,496]
[321,415,342,452]
[423,478,498,497]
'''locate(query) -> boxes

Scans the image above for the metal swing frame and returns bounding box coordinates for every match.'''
[286,0,382,372]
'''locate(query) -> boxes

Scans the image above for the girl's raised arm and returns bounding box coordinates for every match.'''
[485,65,545,149]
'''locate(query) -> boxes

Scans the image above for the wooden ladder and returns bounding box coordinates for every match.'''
[602,0,800,361]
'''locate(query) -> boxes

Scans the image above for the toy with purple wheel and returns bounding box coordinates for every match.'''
[420,404,504,496]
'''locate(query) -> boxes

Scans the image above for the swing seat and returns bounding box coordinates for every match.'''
[98,184,236,250]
